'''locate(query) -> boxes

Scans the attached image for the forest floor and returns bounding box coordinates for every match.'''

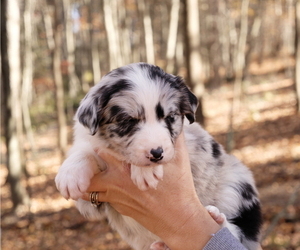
[1,73,300,250]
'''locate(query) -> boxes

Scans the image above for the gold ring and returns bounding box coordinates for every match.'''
[90,192,102,208]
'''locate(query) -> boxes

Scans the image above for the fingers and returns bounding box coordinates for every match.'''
[82,191,109,203]
[167,132,190,175]
[174,133,188,159]
[97,152,124,169]
[81,152,132,203]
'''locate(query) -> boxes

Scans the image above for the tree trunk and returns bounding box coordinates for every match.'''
[296,0,300,113]
[63,0,81,96]
[182,0,205,125]
[41,0,55,52]
[111,0,124,67]
[91,30,101,84]
[233,0,250,112]
[1,0,30,212]
[53,0,68,158]
[166,0,180,73]
[227,0,250,152]
[22,0,35,150]
[103,0,122,70]
[90,1,102,84]
[119,1,132,66]
[243,0,263,79]
[218,0,233,80]
[138,0,155,64]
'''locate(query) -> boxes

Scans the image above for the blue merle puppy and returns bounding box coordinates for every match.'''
[55,63,262,250]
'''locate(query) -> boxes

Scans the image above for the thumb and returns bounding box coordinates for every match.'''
[86,152,131,192]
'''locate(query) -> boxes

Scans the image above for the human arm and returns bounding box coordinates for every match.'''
[203,227,247,250]
[82,133,244,250]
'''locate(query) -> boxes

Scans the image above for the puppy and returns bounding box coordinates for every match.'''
[55,63,262,250]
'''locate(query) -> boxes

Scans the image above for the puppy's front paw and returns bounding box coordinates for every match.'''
[131,165,163,190]
[205,205,227,225]
[55,154,98,200]
[150,241,170,250]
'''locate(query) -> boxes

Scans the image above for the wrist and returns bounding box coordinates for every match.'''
[162,201,221,250]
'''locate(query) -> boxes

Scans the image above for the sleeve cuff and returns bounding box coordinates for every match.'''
[203,227,247,250]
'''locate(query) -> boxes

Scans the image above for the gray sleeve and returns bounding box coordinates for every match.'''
[203,227,247,250]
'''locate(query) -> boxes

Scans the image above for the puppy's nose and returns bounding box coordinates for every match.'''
[150,147,163,162]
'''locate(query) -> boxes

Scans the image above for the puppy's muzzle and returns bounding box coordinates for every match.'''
[149,147,163,162]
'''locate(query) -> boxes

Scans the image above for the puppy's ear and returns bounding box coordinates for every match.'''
[76,92,102,135]
[76,78,132,135]
[183,87,198,124]
[175,77,198,124]
[184,88,198,124]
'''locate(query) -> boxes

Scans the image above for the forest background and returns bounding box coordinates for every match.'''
[1,0,300,249]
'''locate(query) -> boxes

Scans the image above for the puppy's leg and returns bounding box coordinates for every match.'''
[131,165,164,190]
[205,205,227,225]
[55,145,105,200]
[205,205,240,240]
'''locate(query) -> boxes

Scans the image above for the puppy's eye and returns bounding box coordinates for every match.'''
[128,117,139,124]
[165,112,178,123]
[115,114,138,124]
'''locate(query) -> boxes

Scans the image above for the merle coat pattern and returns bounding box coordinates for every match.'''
[55,63,262,250]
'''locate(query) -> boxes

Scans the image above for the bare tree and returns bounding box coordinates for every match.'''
[182,0,205,124]
[296,0,300,113]
[118,1,133,66]
[103,0,123,70]
[1,0,30,212]
[22,0,35,150]
[63,0,81,96]
[166,0,180,73]
[90,0,102,84]
[226,0,250,152]
[243,0,263,78]
[53,0,68,158]
[138,0,155,64]
[40,0,55,52]
[218,0,233,80]
[233,0,250,112]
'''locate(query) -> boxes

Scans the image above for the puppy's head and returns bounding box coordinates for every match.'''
[77,63,198,166]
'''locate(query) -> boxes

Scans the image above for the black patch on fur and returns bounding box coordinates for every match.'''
[105,67,126,78]
[110,118,140,137]
[165,117,174,137]
[77,79,132,135]
[139,63,167,81]
[178,86,198,124]
[230,201,262,241]
[98,79,132,109]
[211,140,221,158]
[156,103,164,120]
[238,182,257,201]
[78,106,95,129]
[108,106,140,137]
[110,105,123,118]
[139,63,198,123]
[187,88,199,108]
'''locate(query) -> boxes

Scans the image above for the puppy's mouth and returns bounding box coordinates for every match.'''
[149,156,164,163]
[126,159,163,167]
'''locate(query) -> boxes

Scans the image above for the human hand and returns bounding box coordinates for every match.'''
[82,133,220,250]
